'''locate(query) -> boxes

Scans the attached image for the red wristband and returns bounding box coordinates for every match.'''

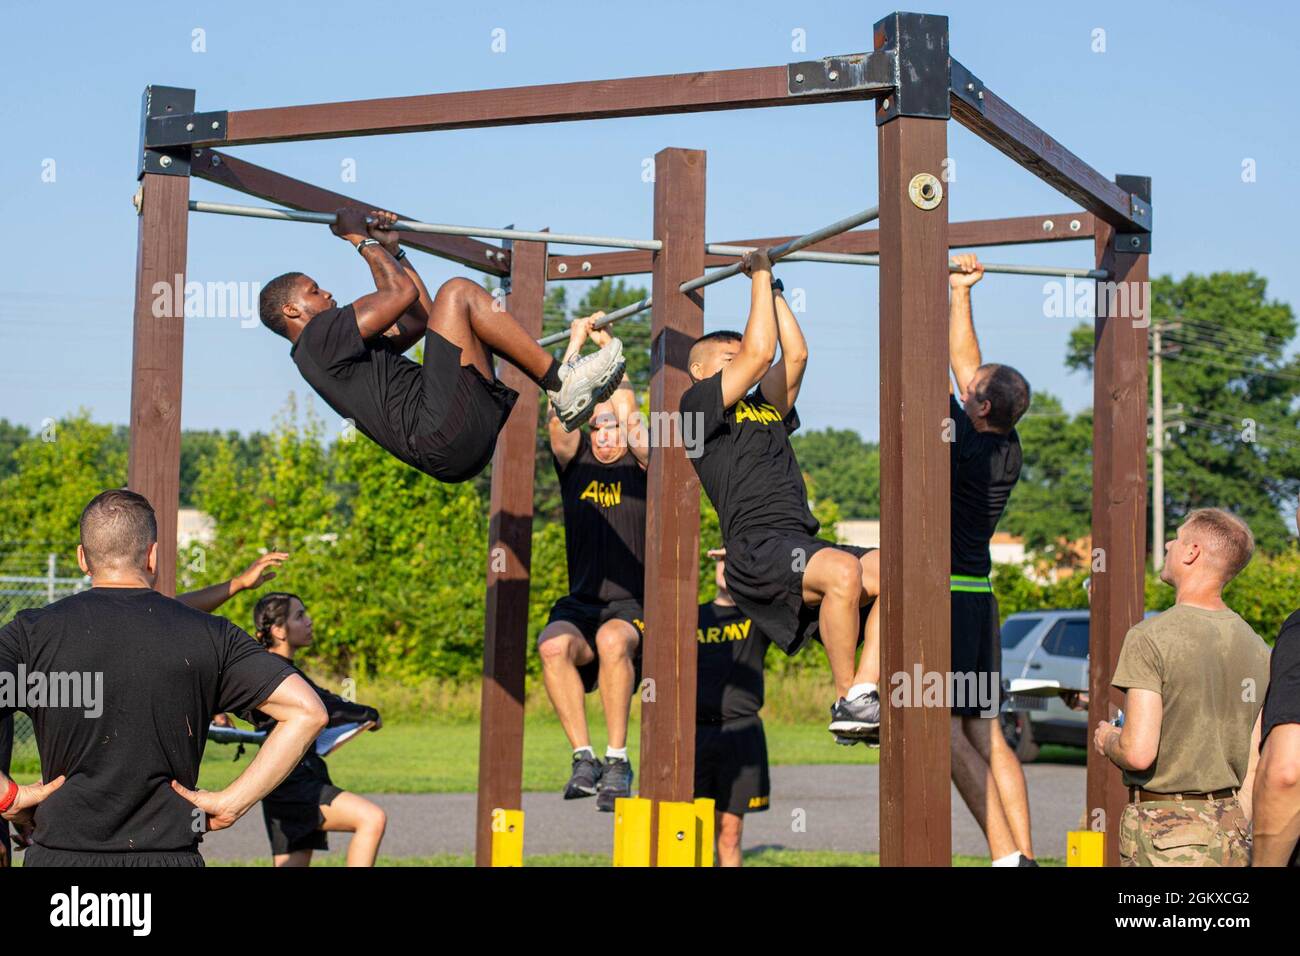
[0,778,18,814]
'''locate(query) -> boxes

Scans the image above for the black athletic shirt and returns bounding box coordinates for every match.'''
[1262,611,1300,747]
[246,662,380,805]
[949,394,1022,576]
[697,601,770,722]
[680,374,817,542]
[291,305,428,469]
[0,588,294,854]
[555,432,647,603]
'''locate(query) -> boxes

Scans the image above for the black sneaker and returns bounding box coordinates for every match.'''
[1018,856,1039,867]
[563,751,604,799]
[596,756,634,812]
[828,690,880,739]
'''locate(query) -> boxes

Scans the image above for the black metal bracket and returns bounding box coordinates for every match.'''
[148,109,230,148]
[787,51,896,97]
[139,85,197,178]
[1113,174,1153,252]
[949,58,985,114]
[873,12,951,124]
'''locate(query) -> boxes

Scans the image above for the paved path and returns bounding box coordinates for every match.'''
[202,763,1085,862]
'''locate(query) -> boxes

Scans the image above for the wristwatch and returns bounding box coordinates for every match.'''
[771,278,784,293]
[394,247,407,261]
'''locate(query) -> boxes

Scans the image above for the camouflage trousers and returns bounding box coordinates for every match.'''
[1119,796,1250,867]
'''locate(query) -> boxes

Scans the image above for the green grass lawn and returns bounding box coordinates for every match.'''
[193,715,883,793]
[205,848,1063,867]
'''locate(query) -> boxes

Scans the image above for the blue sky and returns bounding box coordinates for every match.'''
[2,0,1296,441]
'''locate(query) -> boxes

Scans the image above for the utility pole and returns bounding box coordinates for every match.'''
[1151,321,1182,570]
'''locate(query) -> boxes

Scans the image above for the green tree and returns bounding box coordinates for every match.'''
[999,394,1094,556]
[790,429,880,520]
[1067,272,1300,552]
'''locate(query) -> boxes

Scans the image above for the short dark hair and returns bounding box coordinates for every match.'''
[974,363,1031,431]
[693,330,743,348]
[79,489,157,573]
[252,592,304,649]
[259,272,307,338]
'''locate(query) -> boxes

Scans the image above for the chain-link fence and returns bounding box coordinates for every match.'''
[1,550,89,768]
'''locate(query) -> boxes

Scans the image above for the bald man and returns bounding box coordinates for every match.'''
[679,250,881,742]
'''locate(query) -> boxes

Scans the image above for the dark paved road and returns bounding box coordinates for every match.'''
[201,762,1085,862]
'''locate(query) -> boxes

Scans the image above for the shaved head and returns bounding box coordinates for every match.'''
[79,489,157,574]
[688,330,743,381]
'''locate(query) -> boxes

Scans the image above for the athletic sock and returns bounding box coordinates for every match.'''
[847,681,878,700]
[992,852,1022,867]
[606,746,628,761]
[538,358,563,392]
[573,745,595,759]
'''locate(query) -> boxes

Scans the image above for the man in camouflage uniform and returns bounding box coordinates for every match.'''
[1095,509,1270,866]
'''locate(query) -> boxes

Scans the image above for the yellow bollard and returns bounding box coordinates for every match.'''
[1067,830,1104,867]
[613,797,652,867]
[656,801,699,867]
[490,808,525,867]
[694,798,716,867]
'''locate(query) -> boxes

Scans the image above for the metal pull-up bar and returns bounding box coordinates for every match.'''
[187,200,664,251]
[705,243,1110,280]
[537,206,881,346]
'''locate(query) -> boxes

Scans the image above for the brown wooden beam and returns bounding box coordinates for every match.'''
[128,172,189,596]
[193,150,509,275]
[877,115,952,867]
[161,57,891,148]
[639,148,706,863]
[1087,219,1150,866]
[474,237,546,866]
[548,212,1096,280]
[950,70,1150,233]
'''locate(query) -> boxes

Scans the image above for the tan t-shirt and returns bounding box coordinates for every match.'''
[1111,603,1271,793]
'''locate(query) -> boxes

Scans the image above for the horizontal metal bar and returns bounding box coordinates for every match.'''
[680,206,881,293]
[187,200,661,251]
[707,243,1108,278]
[538,296,653,348]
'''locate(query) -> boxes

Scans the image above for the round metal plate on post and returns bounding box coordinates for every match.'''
[908,173,943,210]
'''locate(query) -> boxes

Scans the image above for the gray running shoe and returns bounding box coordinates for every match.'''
[595,756,634,812]
[828,690,881,739]
[563,751,604,799]
[549,338,625,432]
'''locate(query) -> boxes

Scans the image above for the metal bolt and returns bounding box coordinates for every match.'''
[212,120,220,129]
[194,148,204,157]
[159,155,172,168]
[186,122,194,132]
[828,70,839,81]
[1069,219,1081,232]
[485,251,495,260]
[581,261,592,272]
[977,90,984,100]
[1042,220,1054,232]
[795,73,804,83]
[557,262,568,274]
[1130,237,1141,248]
[211,155,221,166]
[967,82,975,92]
[675,831,685,841]
[882,98,891,110]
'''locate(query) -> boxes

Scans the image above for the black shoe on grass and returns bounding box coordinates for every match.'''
[596,757,634,812]
[564,751,604,799]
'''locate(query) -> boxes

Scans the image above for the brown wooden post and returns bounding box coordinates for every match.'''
[474,237,547,866]
[1087,178,1151,865]
[875,12,952,867]
[129,87,193,596]
[639,147,705,864]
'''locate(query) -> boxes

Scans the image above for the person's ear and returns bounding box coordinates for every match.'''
[76,544,90,576]
[146,541,158,574]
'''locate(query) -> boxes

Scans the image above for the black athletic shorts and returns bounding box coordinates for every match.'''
[262,782,345,856]
[23,844,205,867]
[414,331,519,483]
[723,529,874,654]
[695,716,771,816]
[545,594,645,694]
[951,589,1002,717]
